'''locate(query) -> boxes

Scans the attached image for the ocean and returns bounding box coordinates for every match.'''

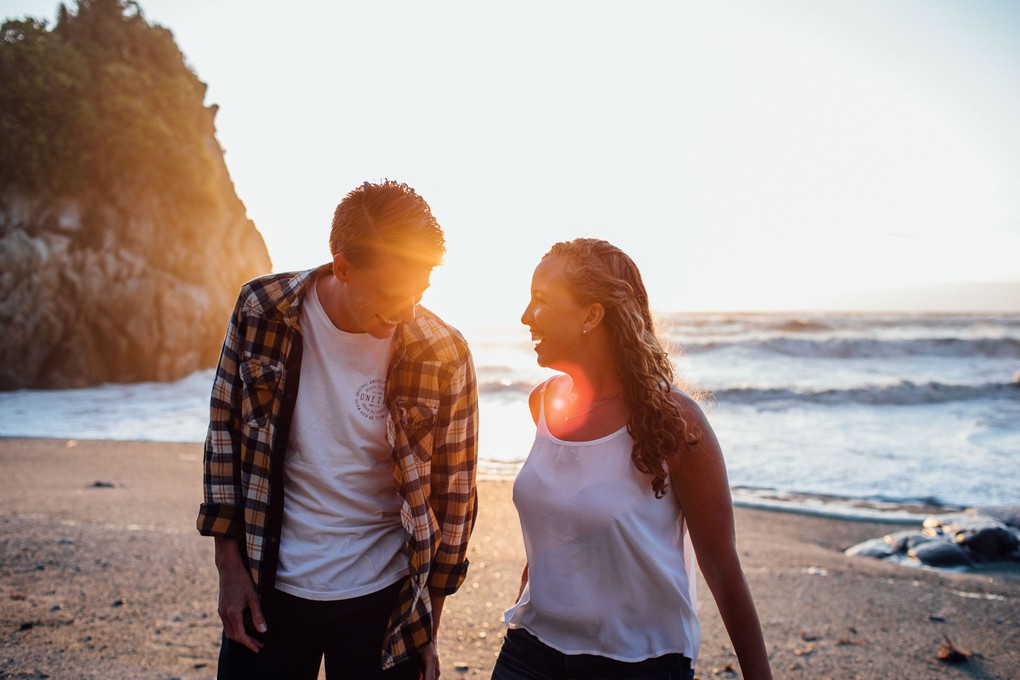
[2,312,1017,516]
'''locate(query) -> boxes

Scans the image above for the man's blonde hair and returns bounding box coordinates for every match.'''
[329,180,445,268]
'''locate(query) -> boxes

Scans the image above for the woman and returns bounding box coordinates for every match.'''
[492,239,772,679]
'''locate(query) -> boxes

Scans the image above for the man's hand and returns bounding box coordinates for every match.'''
[419,590,446,680]
[214,536,266,653]
[419,641,440,680]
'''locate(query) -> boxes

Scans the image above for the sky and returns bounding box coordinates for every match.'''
[4,0,1020,328]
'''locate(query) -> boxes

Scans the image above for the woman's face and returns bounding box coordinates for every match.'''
[521,255,589,368]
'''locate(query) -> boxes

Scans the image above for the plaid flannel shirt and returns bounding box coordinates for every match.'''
[196,265,478,669]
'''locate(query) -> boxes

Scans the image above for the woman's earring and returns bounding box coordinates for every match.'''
[582,328,588,335]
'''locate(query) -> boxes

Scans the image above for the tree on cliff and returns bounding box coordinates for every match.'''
[1,0,216,215]
[0,0,271,390]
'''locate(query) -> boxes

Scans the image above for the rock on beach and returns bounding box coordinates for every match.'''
[846,507,1020,568]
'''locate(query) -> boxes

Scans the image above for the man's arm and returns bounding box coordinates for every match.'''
[416,590,446,679]
[415,349,478,680]
[197,291,247,538]
[428,593,446,635]
[421,344,478,680]
[426,350,479,598]
[215,536,266,653]
[197,291,267,652]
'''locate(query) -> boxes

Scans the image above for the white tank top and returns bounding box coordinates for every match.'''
[504,382,700,662]
[275,280,408,601]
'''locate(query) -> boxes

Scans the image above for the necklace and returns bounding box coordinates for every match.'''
[564,389,622,421]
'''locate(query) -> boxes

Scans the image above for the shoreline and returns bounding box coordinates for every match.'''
[2,437,1018,679]
[0,435,988,523]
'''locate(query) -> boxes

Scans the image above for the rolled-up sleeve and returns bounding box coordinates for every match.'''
[196,292,246,539]
[427,349,479,594]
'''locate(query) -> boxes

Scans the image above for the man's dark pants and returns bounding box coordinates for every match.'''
[217,580,420,680]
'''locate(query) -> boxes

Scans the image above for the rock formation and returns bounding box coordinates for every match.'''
[0,137,270,389]
[0,2,271,389]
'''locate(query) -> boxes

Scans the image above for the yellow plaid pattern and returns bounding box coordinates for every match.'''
[197,265,478,669]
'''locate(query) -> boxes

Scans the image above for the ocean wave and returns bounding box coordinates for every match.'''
[711,380,1020,407]
[728,487,961,522]
[478,379,534,395]
[681,336,1020,360]
[660,312,1020,336]
[771,319,832,333]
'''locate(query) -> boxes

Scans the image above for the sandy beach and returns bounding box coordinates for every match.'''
[1,438,1017,679]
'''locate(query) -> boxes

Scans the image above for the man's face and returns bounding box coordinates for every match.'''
[331,252,433,339]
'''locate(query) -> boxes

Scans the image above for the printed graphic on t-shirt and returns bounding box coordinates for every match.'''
[355,379,387,420]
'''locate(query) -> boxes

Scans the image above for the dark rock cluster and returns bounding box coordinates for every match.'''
[846,506,1020,568]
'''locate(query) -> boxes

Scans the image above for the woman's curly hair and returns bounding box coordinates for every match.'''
[545,238,699,497]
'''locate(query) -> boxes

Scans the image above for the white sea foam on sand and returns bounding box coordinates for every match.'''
[3,313,1018,511]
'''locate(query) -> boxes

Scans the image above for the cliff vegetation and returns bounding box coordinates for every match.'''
[0,0,272,389]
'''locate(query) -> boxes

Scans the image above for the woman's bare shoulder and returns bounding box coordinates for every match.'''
[528,375,565,425]
[669,385,709,424]
[527,383,543,424]
[668,385,721,457]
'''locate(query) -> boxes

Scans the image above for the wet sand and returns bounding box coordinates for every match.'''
[1,438,1017,679]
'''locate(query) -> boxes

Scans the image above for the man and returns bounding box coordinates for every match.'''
[197,180,478,679]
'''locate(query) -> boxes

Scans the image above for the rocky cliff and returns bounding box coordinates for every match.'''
[0,126,271,389]
[0,2,271,389]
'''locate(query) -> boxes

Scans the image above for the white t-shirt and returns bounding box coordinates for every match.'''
[275,280,409,601]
